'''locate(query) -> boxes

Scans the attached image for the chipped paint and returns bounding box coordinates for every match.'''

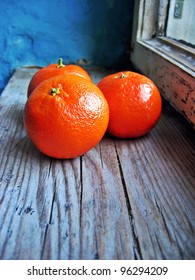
[131,0,195,126]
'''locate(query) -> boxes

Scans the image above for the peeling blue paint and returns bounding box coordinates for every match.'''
[0,0,134,93]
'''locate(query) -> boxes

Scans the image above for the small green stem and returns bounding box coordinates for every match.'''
[57,58,65,68]
[50,87,60,96]
[120,73,127,78]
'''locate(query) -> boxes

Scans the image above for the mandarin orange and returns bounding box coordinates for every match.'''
[27,58,92,97]
[24,74,109,158]
[97,71,162,138]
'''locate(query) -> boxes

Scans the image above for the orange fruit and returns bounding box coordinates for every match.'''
[24,74,109,159]
[97,71,162,138]
[27,58,92,97]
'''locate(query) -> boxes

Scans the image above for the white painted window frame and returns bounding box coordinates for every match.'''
[130,0,195,126]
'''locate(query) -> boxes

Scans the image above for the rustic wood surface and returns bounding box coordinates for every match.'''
[0,68,194,260]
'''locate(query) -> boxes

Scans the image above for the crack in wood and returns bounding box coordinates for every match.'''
[9,136,27,153]
[79,156,83,228]
[114,141,143,260]
[47,159,53,178]
[40,181,56,259]
[153,196,173,242]
[98,142,104,168]
[79,156,83,258]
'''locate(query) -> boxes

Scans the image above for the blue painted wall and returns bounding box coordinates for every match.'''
[0,0,134,93]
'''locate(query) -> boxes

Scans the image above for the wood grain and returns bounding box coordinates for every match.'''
[0,68,194,260]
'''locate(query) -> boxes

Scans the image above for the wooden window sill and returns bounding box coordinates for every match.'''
[0,68,194,260]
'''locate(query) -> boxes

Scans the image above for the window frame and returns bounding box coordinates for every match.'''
[130,0,195,126]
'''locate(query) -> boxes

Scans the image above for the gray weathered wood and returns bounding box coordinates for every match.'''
[0,68,194,260]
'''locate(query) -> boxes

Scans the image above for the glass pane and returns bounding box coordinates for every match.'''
[166,0,195,46]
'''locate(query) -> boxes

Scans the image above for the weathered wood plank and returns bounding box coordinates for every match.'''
[79,140,136,259]
[0,68,194,260]
[115,106,195,259]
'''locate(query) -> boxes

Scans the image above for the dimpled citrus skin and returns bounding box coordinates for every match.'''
[24,74,109,159]
[97,71,162,138]
[27,62,92,97]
